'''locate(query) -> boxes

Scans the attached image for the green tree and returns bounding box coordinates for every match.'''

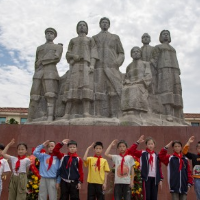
[7,118,19,124]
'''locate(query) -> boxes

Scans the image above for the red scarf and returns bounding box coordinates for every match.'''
[146,148,155,171]
[94,155,102,171]
[119,152,128,175]
[47,153,55,171]
[15,155,26,172]
[0,157,3,168]
[66,152,78,169]
[173,152,184,172]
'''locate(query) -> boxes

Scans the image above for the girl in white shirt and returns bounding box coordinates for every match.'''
[2,139,30,200]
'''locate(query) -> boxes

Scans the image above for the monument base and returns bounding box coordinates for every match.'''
[0,124,197,200]
[26,114,189,126]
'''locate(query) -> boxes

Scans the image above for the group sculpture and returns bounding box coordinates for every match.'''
[27,17,185,126]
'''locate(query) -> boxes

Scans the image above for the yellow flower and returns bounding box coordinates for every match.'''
[34,176,38,181]
[139,188,142,192]
[136,190,140,194]
[27,184,29,188]
[32,184,39,189]
[29,181,33,185]
[35,190,39,193]
[31,175,35,179]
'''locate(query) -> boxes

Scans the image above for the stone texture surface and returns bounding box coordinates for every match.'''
[27,25,186,126]
[0,124,197,200]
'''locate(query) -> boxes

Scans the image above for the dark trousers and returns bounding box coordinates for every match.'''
[60,179,79,200]
[143,177,158,200]
[114,184,131,200]
[87,183,104,200]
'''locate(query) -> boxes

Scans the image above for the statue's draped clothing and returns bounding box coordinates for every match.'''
[121,60,152,112]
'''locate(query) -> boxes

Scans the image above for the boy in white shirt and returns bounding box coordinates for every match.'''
[105,140,134,200]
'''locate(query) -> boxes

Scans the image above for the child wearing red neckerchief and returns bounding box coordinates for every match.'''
[53,139,84,200]
[159,140,193,200]
[83,141,110,200]
[128,135,163,200]
[0,143,11,198]
[105,139,134,200]
[33,140,60,200]
[182,136,200,200]
[2,138,30,200]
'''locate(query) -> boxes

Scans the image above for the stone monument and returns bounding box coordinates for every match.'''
[92,17,125,118]
[28,28,63,122]
[151,30,183,122]
[62,21,98,119]
[27,23,187,126]
[121,47,152,125]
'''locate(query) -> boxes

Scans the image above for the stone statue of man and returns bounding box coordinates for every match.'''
[141,33,154,62]
[28,28,63,122]
[141,33,157,94]
[62,21,98,119]
[121,47,152,118]
[152,30,183,121]
[92,17,125,118]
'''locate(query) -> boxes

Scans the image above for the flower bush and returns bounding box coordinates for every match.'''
[132,157,143,200]
[26,156,41,200]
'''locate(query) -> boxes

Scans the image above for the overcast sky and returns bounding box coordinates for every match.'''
[0,0,200,113]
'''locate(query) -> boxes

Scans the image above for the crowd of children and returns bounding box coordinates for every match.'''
[0,135,199,200]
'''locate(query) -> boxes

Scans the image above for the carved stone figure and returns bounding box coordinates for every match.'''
[121,47,152,117]
[141,33,157,94]
[93,17,125,118]
[152,30,183,121]
[62,21,98,119]
[28,28,63,122]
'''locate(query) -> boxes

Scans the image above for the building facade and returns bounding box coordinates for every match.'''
[0,107,28,124]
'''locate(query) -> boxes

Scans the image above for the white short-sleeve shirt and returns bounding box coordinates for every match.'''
[0,158,11,176]
[10,156,30,175]
[112,155,135,184]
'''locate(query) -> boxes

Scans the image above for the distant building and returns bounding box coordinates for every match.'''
[184,113,200,126]
[0,107,28,124]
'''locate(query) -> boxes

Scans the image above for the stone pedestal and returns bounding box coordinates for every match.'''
[0,125,197,200]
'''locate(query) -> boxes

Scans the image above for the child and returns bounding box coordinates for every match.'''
[105,139,134,200]
[33,140,60,200]
[182,136,200,200]
[128,135,163,200]
[53,139,84,200]
[0,143,11,198]
[2,138,30,200]
[83,141,110,200]
[159,140,193,200]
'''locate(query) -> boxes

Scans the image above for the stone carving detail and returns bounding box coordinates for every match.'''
[92,17,125,118]
[152,30,183,122]
[28,28,63,122]
[27,24,186,126]
[121,47,152,122]
[62,21,98,119]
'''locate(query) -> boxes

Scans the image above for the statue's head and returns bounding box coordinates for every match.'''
[142,33,151,45]
[131,46,142,60]
[159,30,171,43]
[99,17,110,31]
[45,28,57,42]
[76,21,88,35]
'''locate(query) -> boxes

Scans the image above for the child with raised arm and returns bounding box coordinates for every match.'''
[2,139,30,200]
[128,135,163,200]
[83,141,110,200]
[53,139,84,200]
[182,136,200,200]
[33,140,60,200]
[159,140,193,200]
[105,139,134,200]
[0,143,11,198]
